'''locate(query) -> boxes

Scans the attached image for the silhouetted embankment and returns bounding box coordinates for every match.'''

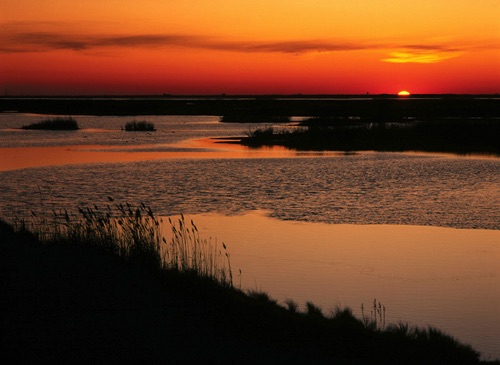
[2,200,497,364]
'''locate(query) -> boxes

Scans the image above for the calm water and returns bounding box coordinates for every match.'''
[1,113,499,359]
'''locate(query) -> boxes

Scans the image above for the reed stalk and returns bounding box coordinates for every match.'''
[14,198,233,287]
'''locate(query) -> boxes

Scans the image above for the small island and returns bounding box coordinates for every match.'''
[22,117,80,130]
[241,116,500,155]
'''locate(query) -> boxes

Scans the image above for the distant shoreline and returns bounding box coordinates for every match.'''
[1,95,499,117]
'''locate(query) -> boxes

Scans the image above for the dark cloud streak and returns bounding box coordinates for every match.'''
[1,31,372,54]
[0,29,490,56]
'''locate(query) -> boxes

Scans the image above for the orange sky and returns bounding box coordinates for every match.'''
[1,0,499,95]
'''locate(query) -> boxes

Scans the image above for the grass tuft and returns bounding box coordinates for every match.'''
[247,290,278,305]
[122,120,156,131]
[306,301,324,318]
[284,298,299,313]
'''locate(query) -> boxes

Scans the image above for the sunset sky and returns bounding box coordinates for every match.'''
[1,0,499,95]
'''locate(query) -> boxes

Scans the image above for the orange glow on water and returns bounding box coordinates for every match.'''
[191,211,500,308]
[0,139,325,171]
[179,211,500,358]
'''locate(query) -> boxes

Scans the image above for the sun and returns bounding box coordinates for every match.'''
[397,90,411,96]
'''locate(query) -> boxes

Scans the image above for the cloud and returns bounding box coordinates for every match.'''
[208,39,366,54]
[0,31,201,52]
[1,22,494,64]
[0,30,370,54]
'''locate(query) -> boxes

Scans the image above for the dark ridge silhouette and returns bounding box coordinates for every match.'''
[2,200,495,364]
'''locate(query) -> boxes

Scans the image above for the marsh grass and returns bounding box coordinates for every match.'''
[122,120,156,131]
[244,126,296,146]
[361,299,386,330]
[306,301,325,318]
[167,214,232,285]
[14,198,232,286]
[21,117,79,130]
[284,298,299,313]
[242,117,500,154]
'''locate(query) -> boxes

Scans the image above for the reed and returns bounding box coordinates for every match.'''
[21,117,79,130]
[166,214,232,285]
[14,198,232,286]
[361,298,386,330]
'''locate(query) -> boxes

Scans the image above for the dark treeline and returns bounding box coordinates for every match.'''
[1,96,499,118]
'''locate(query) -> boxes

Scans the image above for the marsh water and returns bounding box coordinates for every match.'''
[1,113,499,359]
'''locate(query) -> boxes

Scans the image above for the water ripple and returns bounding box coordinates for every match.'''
[1,153,498,230]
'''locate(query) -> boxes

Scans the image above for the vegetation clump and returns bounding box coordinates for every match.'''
[123,120,156,131]
[241,117,500,154]
[244,126,295,146]
[22,117,79,130]
[17,198,231,286]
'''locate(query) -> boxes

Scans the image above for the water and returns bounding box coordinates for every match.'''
[187,211,500,361]
[1,113,499,359]
[2,153,498,230]
[0,114,252,148]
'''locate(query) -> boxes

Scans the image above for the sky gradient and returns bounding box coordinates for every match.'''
[1,0,499,95]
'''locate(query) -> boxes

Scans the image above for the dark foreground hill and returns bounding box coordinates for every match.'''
[1,220,495,364]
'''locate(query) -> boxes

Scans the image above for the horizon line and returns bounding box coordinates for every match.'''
[1,92,499,98]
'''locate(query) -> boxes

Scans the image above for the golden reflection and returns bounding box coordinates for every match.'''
[2,138,496,172]
[0,138,353,171]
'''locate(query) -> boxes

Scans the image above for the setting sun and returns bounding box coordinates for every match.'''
[398,90,411,96]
